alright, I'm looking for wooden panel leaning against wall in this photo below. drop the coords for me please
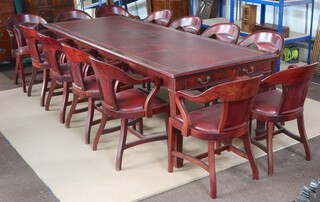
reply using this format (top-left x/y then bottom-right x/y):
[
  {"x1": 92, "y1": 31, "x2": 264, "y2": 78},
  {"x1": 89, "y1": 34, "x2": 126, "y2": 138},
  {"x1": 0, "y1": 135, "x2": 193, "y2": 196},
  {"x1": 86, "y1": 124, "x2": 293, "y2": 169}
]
[
  {"x1": 0, "y1": 0, "x2": 15, "y2": 63},
  {"x1": 146, "y1": 0, "x2": 189, "y2": 22},
  {"x1": 22, "y1": 0, "x2": 75, "y2": 23}
]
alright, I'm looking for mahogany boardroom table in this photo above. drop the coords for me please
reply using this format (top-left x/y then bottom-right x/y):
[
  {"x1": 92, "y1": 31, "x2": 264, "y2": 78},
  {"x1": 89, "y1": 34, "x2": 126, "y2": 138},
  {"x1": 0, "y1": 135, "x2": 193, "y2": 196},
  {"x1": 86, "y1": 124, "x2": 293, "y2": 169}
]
[{"x1": 44, "y1": 16, "x2": 279, "y2": 118}]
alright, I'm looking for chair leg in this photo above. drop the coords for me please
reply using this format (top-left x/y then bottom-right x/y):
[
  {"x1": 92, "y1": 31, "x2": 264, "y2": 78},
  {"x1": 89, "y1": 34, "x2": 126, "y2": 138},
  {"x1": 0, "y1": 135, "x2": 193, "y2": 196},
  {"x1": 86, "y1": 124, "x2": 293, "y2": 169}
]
[
  {"x1": 176, "y1": 130, "x2": 184, "y2": 168},
  {"x1": 93, "y1": 112, "x2": 108, "y2": 151},
  {"x1": 66, "y1": 94, "x2": 79, "y2": 128},
  {"x1": 60, "y1": 82, "x2": 70, "y2": 124},
  {"x1": 242, "y1": 133, "x2": 259, "y2": 180},
  {"x1": 14, "y1": 57, "x2": 27, "y2": 93},
  {"x1": 40, "y1": 68, "x2": 49, "y2": 107},
  {"x1": 27, "y1": 67, "x2": 38, "y2": 97},
  {"x1": 85, "y1": 97, "x2": 95, "y2": 144},
  {"x1": 13, "y1": 58, "x2": 19, "y2": 85},
  {"x1": 45, "y1": 77, "x2": 57, "y2": 111},
  {"x1": 297, "y1": 116, "x2": 311, "y2": 161},
  {"x1": 208, "y1": 140, "x2": 217, "y2": 199},
  {"x1": 168, "y1": 120, "x2": 175, "y2": 173},
  {"x1": 116, "y1": 119, "x2": 128, "y2": 171},
  {"x1": 138, "y1": 118, "x2": 143, "y2": 135},
  {"x1": 266, "y1": 122, "x2": 274, "y2": 176},
  {"x1": 19, "y1": 58, "x2": 27, "y2": 93}
]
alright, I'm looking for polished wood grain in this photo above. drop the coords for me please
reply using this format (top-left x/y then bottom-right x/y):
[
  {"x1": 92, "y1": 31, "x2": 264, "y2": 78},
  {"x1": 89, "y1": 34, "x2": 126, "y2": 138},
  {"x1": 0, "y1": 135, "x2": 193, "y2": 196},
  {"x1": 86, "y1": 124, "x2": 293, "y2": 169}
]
[{"x1": 44, "y1": 16, "x2": 279, "y2": 117}]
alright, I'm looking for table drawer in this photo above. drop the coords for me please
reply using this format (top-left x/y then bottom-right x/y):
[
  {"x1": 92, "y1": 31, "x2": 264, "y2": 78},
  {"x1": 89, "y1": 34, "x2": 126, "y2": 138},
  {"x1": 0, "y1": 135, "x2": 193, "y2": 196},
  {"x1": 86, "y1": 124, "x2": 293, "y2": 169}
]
[
  {"x1": 0, "y1": 29, "x2": 10, "y2": 40},
  {"x1": 53, "y1": 0, "x2": 74, "y2": 6},
  {"x1": 176, "y1": 67, "x2": 238, "y2": 90},
  {"x1": 0, "y1": 40, "x2": 12, "y2": 60},
  {"x1": 238, "y1": 62, "x2": 273, "y2": 78}
]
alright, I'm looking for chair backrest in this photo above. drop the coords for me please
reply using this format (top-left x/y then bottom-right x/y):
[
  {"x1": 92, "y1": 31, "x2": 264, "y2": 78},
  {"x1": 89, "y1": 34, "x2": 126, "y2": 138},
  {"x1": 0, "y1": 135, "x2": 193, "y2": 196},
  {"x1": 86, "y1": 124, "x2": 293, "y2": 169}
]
[
  {"x1": 259, "y1": 62, "x2": 317, "y2": 115},
  {"x1": 7, "y1": 14, "x2": 47, "y2": 52},
  {"x1": 201, "y1": 23, "x2": 240, "y2": 44},
  {"x1": 169, "y1": 16, "x2": 202, "y2": 34},
  {"x1": 143, "y1": 9, "x2": 173, "y2": 27},
  {"x1": 238, "y1": 30, "x2": 284, "y2": 56},
  {"x1": 90, "y1": 57, "x2": 161, "y2": 116},
  {"x1": 55, "y1": 9, "x2": 92, "y2": 22},
  {"x1": 39, "y1": 35, "x2": 64, "y2": 76},
  {"x1": 95, "y1": 5, "x2": 140, "y2": 19},
  {"x1": 206, "y1": 76, "x2": 261, "y2": 132},
  {"x1": 18, "y1": 24, "x2": 44, "y2": 66},
  {"x1": 61, "y1": 44, "x2": 92, "y2": 91}
]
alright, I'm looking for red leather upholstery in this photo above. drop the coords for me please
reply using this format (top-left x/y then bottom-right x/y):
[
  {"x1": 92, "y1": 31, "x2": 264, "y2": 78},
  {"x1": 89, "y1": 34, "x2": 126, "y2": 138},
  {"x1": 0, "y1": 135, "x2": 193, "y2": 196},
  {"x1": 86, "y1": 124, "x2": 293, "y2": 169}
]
[
  {"x1": 201, "y1": 23, "x2": 240, "y2": 44},
  {"x1": 19, "y1": 24, "x2": 50, "y2": 107},
  {"x1": 250, "y1": 62, "x2": 318, "y2": 176},
  {"x1": 169, "y1": 16, "x2": 202, "y2": 34},
  {"x1": 143, "y1": 9, "x2": 173, "y2": 27},
  {"x1": 40, "y1": 35, "x2": 73, "y2": 123},
  {"x1": 168, "y1": 76, "x2": 262, "y2": 199},
  {"x1": 55, "y1": 9, "x2": 92, "y2": 22},
  {"x1": 6, "y1": 14, "x2": 47, "y2": 92},
  {"x1": 61, "y1": 44, "x2": 101, "y2": 144},
  {"x1": 90, "y1": 57, "x2": 168, "y2": 171},
  {"x1": 95, "y1": 5, "x2": 140, "y2": 19},
  {"x1": 238, "y1": 30, "x2": 284, "y2": 56}
]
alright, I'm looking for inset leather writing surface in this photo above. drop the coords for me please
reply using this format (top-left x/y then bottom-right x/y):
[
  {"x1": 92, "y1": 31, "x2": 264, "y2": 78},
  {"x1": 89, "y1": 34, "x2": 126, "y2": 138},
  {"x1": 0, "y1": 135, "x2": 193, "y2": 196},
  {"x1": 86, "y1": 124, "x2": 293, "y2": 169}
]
[{"x1": 46, "y1": 17, "x2": 277, "y2": 78}]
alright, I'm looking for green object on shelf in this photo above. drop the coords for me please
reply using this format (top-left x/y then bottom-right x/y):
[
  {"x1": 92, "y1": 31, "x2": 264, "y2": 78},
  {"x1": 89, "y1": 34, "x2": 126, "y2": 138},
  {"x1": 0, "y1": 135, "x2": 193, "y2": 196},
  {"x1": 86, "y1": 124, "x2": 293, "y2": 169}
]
[
  {"x1": 14, "y1": 0, "x2": 23, "y2": 14},
  {"x1": 23, "y1": 58, "x2": 31, "y2": 64}
]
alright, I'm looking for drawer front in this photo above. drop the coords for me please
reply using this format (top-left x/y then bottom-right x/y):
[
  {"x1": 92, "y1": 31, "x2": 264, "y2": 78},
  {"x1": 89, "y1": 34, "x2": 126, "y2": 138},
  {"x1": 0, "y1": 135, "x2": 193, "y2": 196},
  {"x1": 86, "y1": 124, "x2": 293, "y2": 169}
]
[
  {"x1": 0, "y1": 28, "x2": 10, "y2": 41},
  {"x1": 0, "y1": 16, "x2": 9, "y2": 29},
  {"x1": 0, "y1": 0, "x2": 14, "y2": 15},
  {"x1": 0, "y1": 40, "x2": 12, "y2": 60},
  {"x1": 175, "y1": 67, "x2": 238, "y2": 90},
  {"x1": 30, "y1": 0, "x2": 53, "y2": 7},
  {"x1": 53, "y1": 0, "x2": 74, "y2": 7},
  {"x1": 237, "y1": 62, "x2": 274, "y2": 78},
  {"x1": 33, "y1": 9, "x2": 55, "y2": 22}
]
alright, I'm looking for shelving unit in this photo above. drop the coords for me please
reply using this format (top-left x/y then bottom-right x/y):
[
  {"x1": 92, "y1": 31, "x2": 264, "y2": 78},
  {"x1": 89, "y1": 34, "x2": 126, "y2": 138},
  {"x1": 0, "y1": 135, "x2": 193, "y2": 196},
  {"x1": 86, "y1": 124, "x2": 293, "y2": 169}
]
[
  {"x1": 202, "y1": 0, "x2": 315, "y2": 71},
  {"x1": 79, "y1": 0, "x2": 133, "y2": 10}
]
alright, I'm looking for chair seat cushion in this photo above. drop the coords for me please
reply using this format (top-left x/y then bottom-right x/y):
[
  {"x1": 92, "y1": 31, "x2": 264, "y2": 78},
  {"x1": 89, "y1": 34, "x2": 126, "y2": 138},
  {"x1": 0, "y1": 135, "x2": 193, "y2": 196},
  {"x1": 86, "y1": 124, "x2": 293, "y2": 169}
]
[
  {"x1": 175, "y1": 105, "x2": 221, "y2": 133},
  {"x1": 52, "y1": 63, "x2": 72, "y2": 82},
  {"x1": 252, "y1": 89, "x2": 281, "y2": 116},
  {"x1": 103, "y1": 88, "x2": 167, "y2": 116},
  {"x1": 73, "y1": 75, "x2": 101, "y2": 99}
]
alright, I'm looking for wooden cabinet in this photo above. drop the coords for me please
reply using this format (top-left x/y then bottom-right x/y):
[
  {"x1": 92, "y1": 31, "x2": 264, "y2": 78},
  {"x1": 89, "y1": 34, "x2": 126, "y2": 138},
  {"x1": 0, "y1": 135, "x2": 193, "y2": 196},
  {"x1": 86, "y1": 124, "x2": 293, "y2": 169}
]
[
  {"x1": 147, "y1": 0, "x2": 189, "y2": 22},
  {"x1": 0, "y1": 0, "x2": 15, "y2": 63},
  {"x1": 22, "y1": 0, "x2": 74, "y2": 23},
  {"x1": 241, "y1": 4, "x2": 257, "y2": 33}
]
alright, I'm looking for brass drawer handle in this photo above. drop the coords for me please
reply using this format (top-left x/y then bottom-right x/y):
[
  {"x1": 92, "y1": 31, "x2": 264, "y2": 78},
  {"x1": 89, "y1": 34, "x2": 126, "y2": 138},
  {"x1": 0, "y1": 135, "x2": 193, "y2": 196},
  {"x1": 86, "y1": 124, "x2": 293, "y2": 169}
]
[
  {"x1": 197, "y1": 76, "x2": 211, "y2": 85},
  {"x1": 242, "y1": 66, "x2": 254, "y2": 74},
  {"x1": 0, "y1": 48, "x2": 6, "y2": 53}
]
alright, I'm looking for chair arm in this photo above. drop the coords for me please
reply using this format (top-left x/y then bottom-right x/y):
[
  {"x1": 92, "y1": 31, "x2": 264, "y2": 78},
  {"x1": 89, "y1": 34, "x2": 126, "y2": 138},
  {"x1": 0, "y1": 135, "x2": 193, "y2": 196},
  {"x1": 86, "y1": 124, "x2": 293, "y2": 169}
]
[
  {"x1": 175, "y1": 88, "x2": 222, "y2": 136},
  {"x1": 143, "y1": 77, "x2": 161, "y2": 117},
  {"x1": 175, "y1": 90, "x2": 194, "y2": 136}
]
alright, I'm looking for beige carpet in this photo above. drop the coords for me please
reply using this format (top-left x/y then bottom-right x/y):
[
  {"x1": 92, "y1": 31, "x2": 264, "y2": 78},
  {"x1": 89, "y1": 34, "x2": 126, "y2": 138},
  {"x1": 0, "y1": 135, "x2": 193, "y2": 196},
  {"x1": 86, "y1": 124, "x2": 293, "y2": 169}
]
[{"x1": 0, "y1": 85, "x2": 319, "y2": 202}]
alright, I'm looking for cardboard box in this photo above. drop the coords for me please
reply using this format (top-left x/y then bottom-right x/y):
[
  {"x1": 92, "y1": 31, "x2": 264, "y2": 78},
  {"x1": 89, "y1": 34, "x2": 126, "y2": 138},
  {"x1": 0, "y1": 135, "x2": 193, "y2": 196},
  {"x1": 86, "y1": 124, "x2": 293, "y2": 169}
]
[{"x1": 253, "y1": 23, "x2": 290, "y2": 38}]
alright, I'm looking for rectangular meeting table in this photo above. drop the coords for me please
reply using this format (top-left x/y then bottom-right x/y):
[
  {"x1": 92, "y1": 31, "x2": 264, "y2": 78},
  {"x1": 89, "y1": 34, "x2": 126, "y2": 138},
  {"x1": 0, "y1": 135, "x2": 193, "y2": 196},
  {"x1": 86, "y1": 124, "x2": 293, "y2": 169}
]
[
  {"x1": 45, "y1": 16, "x2": 279, "y2": 167},
  {"x1": 44, "y1": 16, "x2": 278, "y2": 118}
]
